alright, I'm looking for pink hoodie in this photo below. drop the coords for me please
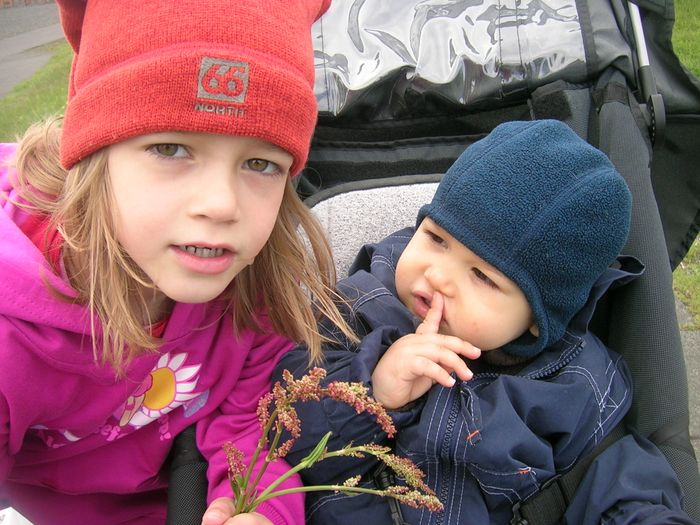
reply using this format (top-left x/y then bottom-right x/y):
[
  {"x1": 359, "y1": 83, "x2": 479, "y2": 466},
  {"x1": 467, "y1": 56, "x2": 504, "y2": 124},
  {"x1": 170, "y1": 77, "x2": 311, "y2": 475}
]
[{"x1": 0, "y1": 144, "x2": 303, "y2": 524}]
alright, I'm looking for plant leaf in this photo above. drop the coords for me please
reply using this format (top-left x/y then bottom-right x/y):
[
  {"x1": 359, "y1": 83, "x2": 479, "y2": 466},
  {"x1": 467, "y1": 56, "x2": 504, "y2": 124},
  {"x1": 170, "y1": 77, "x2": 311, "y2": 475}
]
[{"x1": 299, "y1": 431, "x2": 332, "y2": 467}]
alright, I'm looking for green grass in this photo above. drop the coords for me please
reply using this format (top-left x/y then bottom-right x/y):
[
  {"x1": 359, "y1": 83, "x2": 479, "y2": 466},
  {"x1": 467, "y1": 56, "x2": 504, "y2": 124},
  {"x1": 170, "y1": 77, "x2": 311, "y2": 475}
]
[
  {"x1": 670, "y1": 0, "x2": 700, "y2": 329},
  {"x1": 675, "y1": 240, "x2": 700, "y2": 329},
  {"x1": 672, "y1": 0, "x2": 700, "y2": 78},
  {"x1": 0, "y1": 9, "x2": 698, "y2": 326},
  {"x1": 0, "y1": 39, "x2": 71, "y2": 141}
]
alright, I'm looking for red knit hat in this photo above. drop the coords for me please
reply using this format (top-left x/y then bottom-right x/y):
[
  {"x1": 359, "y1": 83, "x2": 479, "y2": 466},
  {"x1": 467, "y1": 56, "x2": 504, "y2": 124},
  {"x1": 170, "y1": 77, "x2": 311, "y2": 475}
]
[{"x1": 56, "y1": 0, "x2": 329, "y2": 175}]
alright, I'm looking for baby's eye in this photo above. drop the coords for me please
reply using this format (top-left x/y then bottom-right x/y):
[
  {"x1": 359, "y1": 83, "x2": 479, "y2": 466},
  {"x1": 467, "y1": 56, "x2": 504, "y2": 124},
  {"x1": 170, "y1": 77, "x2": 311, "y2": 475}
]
[
  {"x1": 246, "y1": 158, "x2": 281, "y2": 174},
  {"x1": 149, "y1": 144, "x2": 188, "y2": 158},
  {"x1": 473, "y1": 268, "x2": 497, "y2": 288},
  {"x1": 426, "y1": 231, "x2": 447, "y2": 247}
]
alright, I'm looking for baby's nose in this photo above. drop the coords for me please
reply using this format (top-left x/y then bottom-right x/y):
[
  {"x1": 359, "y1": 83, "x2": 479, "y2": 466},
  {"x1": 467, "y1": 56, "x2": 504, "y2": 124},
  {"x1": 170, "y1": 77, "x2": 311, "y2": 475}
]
[{"x1": 425, "y1": 266, "x2": 455, "y2": 296}]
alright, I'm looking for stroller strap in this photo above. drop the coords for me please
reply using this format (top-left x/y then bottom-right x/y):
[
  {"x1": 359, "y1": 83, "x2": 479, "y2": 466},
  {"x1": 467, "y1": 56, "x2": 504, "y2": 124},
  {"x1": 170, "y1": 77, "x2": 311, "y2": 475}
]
[{"x1": 509, "y1": 422, "x2": 627, "y2": 525}]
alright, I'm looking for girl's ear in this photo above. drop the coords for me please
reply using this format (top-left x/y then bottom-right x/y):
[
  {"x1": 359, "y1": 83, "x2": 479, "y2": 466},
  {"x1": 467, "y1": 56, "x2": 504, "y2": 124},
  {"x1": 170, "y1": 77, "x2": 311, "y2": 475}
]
[{"x1": 528, "y1": 323, "x2": 540, "y2": 337}]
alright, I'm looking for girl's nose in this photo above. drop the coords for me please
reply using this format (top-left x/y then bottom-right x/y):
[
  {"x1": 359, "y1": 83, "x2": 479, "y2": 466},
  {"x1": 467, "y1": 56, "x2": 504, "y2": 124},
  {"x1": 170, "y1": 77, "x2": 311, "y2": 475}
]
[{"x1": 189, "y1": 165, "x2": 240, "y2": 222}]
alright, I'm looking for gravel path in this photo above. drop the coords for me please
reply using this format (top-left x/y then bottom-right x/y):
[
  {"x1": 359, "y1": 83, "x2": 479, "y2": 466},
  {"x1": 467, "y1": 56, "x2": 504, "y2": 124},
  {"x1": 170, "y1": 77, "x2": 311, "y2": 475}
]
[{"x1": 0, "y1": 3, "x2": 59, "y2": 41}]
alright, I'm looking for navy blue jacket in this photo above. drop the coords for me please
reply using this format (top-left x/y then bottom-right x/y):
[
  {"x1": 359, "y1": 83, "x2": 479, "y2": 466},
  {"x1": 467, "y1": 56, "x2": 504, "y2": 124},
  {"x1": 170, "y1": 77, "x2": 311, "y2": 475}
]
[{"x1": 275, "y1": 228, "x2": 694, "y2": 524}]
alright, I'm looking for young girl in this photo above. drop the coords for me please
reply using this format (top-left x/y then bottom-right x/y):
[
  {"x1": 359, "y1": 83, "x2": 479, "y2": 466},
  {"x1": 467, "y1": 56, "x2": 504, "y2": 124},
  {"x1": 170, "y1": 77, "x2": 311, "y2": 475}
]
[{"x1": 0, "y1": 1, "x2": 352, "y2": 524}]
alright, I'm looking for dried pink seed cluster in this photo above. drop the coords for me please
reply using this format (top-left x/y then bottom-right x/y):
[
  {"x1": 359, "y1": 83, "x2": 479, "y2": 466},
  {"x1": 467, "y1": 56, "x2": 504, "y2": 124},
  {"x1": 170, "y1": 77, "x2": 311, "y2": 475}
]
[
  {"x1": 379, "y1": 453, "x2": 433, "y2": 494},
  {"x1": 263, "y1": 367, "x2": 396, "y2": 439},
  {"x1": 256, "y1": 392, "x2": 273, "y2": 432},
  {"x1": 342, "y1": 475, "x2": 361, "y2": 488},
  {"x1": 384, "y1": 486, "x2": 444, "y2": 512},
  {"x1": 282, "y1": 368, "x2": 326, "y2": 402},
  {"x1": 273, "y1": 406, "x2": 302, "y2": 460},
  {"x1": 225, "y1": 368, "x2": 443, "y2": 515},
  {"x1": 325, "y1": 381, "x2": 396, "y2": 437},
  {"x1": 223, "y1": 442, "x2": 245, "y2": 479}
]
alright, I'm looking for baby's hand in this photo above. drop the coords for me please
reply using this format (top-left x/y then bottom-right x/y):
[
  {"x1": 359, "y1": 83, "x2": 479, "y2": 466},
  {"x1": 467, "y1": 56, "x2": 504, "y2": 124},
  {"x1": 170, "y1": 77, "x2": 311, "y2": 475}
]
[
  {"x1": 201, "y1": 497, "x2": 273, "y2": 525},
  {"x1": 371, "y1": 292, "x2": 480, "y2": 410}
]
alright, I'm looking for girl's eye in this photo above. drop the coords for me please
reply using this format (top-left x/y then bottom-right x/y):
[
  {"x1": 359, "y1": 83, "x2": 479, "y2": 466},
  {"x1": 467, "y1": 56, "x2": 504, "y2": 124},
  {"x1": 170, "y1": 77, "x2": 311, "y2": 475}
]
[
  {"x1": 246, "y1": 158, "x2": 281, "y2": 175},
  {"x1": 473, "y1": 268, "x2": 497, "y2": 288},
  {"x1": 149, "y1": 144, "x2": 188, "y2": 158}
]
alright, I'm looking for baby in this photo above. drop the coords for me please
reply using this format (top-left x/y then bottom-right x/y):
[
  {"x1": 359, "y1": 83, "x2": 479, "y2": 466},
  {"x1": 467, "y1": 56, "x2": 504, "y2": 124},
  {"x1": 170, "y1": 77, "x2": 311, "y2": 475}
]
[{"x1": 275, "y1": 119, "x2": 694, "y2": 524}]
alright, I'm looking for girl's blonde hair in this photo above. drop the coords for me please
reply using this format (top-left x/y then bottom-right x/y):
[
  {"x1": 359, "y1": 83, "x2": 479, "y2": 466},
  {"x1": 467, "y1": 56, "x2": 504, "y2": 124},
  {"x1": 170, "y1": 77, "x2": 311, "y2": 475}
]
[{"x1": 11, "y1": 117, "x2": 355, "y2": 374}]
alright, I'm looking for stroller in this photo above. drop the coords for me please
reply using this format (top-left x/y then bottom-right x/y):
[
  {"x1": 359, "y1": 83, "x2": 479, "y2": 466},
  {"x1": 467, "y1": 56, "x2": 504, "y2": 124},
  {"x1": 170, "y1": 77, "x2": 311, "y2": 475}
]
[{"x1": 167, "y1": 0, "x2": 700, "y2": 522}]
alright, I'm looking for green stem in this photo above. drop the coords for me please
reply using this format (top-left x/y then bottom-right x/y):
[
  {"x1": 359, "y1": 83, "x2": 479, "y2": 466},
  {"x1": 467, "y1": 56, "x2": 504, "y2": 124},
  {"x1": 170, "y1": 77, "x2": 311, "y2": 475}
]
[
  {"x1": 245, "y1": 445, "x2": 372, "y2": 512},
  {"x1": 248, "y1": 484, "x2": 399, "y2": 510},
  {"x1": 242, "y1": 420, "x2": 284, "y2": 506},
  {"x1": 245, "y1": 453, "x2": 312, "y2": 508},
  {"x1": 234, "y1": 407, "x2": 278, "y2": 515}
]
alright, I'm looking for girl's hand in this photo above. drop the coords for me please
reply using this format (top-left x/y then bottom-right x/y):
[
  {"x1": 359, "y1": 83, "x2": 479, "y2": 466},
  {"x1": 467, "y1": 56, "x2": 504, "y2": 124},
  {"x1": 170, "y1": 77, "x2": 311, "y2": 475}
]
[
  {"x1": 202, "y1": 497, "x2": 273, "y2": 525},
  {"x1": 371, "y1": 292, "x2": 480, "y2": 410}
]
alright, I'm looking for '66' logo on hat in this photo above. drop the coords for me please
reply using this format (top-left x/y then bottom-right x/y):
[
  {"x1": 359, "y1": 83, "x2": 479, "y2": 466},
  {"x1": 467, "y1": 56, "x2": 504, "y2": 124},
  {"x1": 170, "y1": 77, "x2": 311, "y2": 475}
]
[{"x1": 197, "y1": 57, "x2": 249, "y2": 103}]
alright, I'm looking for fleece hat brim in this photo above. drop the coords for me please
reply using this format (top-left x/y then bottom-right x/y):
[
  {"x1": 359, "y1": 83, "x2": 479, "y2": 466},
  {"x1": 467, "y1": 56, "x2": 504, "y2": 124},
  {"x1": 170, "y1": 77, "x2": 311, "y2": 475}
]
[
  {"x1": 417, "y1": 120, "x2": 632, "y2": 358},
  {"x1": 56, "y1": 0, "x2": 330, "y2": 175}
]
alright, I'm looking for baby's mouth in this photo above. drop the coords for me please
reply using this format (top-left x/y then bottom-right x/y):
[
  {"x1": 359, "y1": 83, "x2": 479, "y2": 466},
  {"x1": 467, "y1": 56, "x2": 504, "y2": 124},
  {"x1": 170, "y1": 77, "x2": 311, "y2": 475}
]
[
  {"x1": 411, "y1": 292, "x2": 432, "y2": 321},
  {"x1": 179, "y1": 245, "x2": 226, "y2": 258},
  {"x1": 418, "y1": 295, "x2": 431, "y2": 310}
]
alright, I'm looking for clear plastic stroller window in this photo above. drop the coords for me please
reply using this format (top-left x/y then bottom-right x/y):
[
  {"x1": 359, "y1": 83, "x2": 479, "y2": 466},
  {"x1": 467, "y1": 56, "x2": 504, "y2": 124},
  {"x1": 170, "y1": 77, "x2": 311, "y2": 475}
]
[{"x1": 312, "y1": 0, "x2": 631, "y2": 117}]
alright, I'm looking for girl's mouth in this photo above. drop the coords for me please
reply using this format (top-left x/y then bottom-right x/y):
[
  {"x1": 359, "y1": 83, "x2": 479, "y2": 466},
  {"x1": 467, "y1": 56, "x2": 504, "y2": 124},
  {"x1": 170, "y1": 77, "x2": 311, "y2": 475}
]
[
  {"x1": 179, "y1": 245, "x2": 225, "y2": 258},
  {"x1": 173, "y1": 245, "x2": 235, "y2": 275}
]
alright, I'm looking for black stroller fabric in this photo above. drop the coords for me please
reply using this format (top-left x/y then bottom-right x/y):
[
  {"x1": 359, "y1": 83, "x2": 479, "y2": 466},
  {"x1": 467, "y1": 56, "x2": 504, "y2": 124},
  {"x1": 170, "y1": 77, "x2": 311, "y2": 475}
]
[{"x1": 166, "y1": 425, "x2": 208, "y2": 525}]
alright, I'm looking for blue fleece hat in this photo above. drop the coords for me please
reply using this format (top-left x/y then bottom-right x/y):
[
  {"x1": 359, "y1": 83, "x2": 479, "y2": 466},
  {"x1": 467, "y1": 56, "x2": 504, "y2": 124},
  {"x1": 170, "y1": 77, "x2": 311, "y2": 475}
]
[{"x1": 417, "y1": 120, "x2": 632, "y2": 358}]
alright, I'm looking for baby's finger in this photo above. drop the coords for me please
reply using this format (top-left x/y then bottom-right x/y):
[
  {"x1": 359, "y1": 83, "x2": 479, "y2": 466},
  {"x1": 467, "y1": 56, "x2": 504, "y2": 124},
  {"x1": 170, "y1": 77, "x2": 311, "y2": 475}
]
[
  {"x1": 418, "y1": 333, "x2": 481, "y2": 360},
  {"x1": 410, "y1": 356, "x2": 458, "y2": 388},
  {"x1": 409, "y1": 346, "x2": 475, "y2": 383},
  {"x1": 441, "y1": 352, "x2": 474, "y2": 381},
  {"x1": 416, "y1": 291, "x2": 444, "y2": 335}
]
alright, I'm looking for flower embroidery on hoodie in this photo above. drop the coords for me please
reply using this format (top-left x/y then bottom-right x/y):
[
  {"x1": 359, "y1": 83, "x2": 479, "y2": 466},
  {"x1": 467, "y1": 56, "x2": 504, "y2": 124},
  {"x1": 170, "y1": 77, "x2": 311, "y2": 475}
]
[{"x1": 118, "y1": 352, "x2": 201, "y2": 428}]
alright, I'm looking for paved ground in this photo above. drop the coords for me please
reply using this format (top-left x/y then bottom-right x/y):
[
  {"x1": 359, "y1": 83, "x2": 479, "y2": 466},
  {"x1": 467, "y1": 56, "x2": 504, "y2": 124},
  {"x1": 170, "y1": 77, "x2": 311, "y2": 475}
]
[
  {"x1": 678, "y1": 299, "x2": 700, "y2": 460},
  {"x1": 0, "y1": 0, "x2": 698, "y2": 471},
  {"x1": 0, "y1": 3, "x2": 62, "y2": 98}
]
